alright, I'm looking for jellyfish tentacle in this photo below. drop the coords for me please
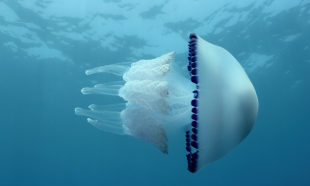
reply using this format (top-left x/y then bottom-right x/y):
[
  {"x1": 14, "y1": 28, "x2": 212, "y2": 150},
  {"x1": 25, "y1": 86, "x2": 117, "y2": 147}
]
[
  {"x1": 88, "y1": 103, "x2": 126, "y2": 111},
  {"x1": 75, "y1": 106, "x2": 125, "y2": 135},
  {"x1": 85, "y1": 62, "x2": 131, "y2": 76},
  {"x1": 87, "y1": 118, "x2": 125, "y2": 135},
  {"x1": 75, "y1": 107, "x2": 121, "y2": 123},
  {"x1": 81, "y1": 81, "x2": 124, "y2": 96}
]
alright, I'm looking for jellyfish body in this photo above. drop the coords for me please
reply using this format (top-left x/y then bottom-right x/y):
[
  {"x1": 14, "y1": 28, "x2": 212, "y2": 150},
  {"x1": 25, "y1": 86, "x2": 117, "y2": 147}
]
[{"x1": 75, "y1": 33, "x2": 258, "y2": 173}]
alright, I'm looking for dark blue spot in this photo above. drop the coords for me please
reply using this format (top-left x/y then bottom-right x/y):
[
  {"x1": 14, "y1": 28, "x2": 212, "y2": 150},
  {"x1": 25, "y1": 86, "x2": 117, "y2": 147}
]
[
  {"x1": 188, "y1": 167, "x2": 195, "y2": 173},
  {"x1": 191, "y1": 158, "x2": 197, "y2": 164},
  {"x1": 191, "y1": 68, "x2": 197, "y2": 75},
  {"x1": 187, "y1": 65, "x2": 192, "y2": 71},
  {"x1": 191, "y1": 56, "x2": 197, "y2": 62},
  {"x1": 193, "y1": 90, "x2": 199, "y2": 98},
  {"x1": 191, "y1": 50, "x2": 196, "y2": 56},
  {"x1": 191, "y1": 107, "x2": 198, "y2": 114},
  {"x1": 191, "y1": 99, "x2": 198, "y2": 107},
  {"x1": 192, "y1": 162, "x2": 198, "y2": 167},
  {"x1": 192, "y1": 152, "x2": 199, "y2": 159},
  {"x1": 191, "y1": 141, "x2": 198, "y2": 149},
  {"x1": 191, "y1": 134, "x2": 198, "y2": 141},
  {"x1": 189, "y1": 166, "x2": 196, "y2": 173},
  {"x1": 192, "y1": 128, "x2": 198, "y2": 134},
  {"x1": 190, "y1": 33, "x2": 197, "y2": 39},
  {"x1": 191, "y1": 62, "x2": 197, "y2": 68},
  {"x1": 186, "y1": 154, "x2": 191, "y2": 162},
  {"x1": 191, "y1": 121, "x2": 198, "y2": 128},
  {"x1": 186, "y1": 146, "x2": 191, "y2": 152},
  {"x1": 190, "y1": 41, "x2": 197, "y2": 46},
  {"x1": 191, "y1": 114, "x2": 198, "y2": 120},
  {"x1": 191, "y1": 76, "x2": 198, "y2": 84},
  {"x1": 190, "y1": 37, "x2": 197, "y2": 41}
]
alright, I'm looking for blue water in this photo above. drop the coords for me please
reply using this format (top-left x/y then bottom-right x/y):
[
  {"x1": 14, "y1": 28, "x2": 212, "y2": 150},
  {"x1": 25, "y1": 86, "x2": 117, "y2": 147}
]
[{"x1": 0, "y1": 0, "x2": 309, "y2": 185}]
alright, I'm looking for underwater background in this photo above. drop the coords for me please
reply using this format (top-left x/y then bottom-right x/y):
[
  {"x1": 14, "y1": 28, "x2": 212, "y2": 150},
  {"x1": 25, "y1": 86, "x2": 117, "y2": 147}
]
[{"x1": 0, "y1": 0, "x2": 309, "y2": 185}]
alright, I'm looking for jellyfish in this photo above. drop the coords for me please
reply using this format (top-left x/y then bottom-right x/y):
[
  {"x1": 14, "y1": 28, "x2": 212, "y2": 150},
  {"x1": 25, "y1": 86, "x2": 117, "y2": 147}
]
[{"x1": 75, "y1": 33, "x2": 258, "y2": 173}]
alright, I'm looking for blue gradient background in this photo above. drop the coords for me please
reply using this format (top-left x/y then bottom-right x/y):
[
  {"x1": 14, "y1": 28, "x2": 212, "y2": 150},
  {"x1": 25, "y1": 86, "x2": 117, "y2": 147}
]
[{"x1": 0, "y1": 0, "x2": 309, "y2": 185}]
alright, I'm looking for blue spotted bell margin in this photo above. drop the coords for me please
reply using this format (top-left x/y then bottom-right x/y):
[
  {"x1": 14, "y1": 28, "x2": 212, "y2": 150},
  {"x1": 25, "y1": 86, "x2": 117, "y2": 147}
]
[{"x1": 186, "y1": 33, "x2": 199, "y2": 173}]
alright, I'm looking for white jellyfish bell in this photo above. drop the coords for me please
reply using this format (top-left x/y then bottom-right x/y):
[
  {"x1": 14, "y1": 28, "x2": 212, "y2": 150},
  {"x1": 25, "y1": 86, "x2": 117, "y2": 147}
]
[{"x1": 75, "y1": 33, "x2": 258, "y2": 173}]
